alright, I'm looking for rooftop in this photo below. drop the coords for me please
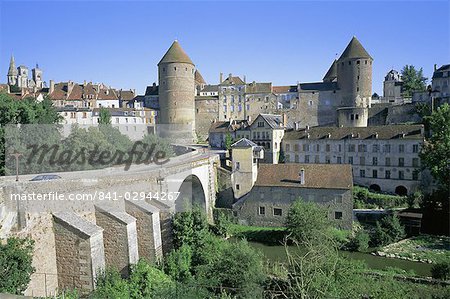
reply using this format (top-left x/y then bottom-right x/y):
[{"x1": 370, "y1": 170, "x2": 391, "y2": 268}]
[
  {"x1": 284, "y1": 124, "x2": 424, "y2": 140},
  {"x1": 254, "y1": 163, "x2": 353, "y2": 190},
  {"x1": 338, "y1": 36, "x2": 372, "y2": 61},
  {"x1": 231, "y1": 138, "x2": 258, "y2": 148},
  {"x1": 158, "y1": 40, "x2": 194, "y2": 66}
]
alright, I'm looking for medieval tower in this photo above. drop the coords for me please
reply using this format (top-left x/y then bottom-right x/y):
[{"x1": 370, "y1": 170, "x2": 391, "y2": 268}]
[
  {"x1": 7, "y1": 55, "x2": 17, "y2": 86},
  {"x1": 336, "y1": 36, "x2": 373, "y2": 127},
  {"x1": 158, "y1": 40, "x2": 196, "y2": 140}
]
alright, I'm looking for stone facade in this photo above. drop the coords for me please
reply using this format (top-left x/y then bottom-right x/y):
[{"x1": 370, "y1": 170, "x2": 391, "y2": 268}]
[{"x1": 283, "y1": 125, "x2": 425, "y2": 195}]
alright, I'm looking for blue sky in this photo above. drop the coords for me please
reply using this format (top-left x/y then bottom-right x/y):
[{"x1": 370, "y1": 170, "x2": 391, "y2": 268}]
[{"x1": 1, "y1": 0, "x2": 449, "y2": 94}]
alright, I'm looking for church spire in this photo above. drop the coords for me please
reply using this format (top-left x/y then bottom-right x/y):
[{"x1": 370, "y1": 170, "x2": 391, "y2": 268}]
[{"x1": 8, "y1": 55, "x2": 17, "y2": 76}]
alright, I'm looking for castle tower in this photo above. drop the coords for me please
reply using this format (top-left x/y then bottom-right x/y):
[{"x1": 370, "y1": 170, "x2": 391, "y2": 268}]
[
  {"x1": 336, "y1": 37, "x2": 373, "y2": 127},
  {"x1": 32, "y1": 64, "x2": 44, "y2": 89},
  {"x1": 158, "y1": 40, "x2": 196, "y2": 141},
  {"x1": 7, "y1": 55, "x2": 17, "y2": 86}
]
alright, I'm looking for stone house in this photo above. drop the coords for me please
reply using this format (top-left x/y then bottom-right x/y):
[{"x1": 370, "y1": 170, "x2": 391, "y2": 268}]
[{"x1": 232, "y1": 163, "x2": 353, "y2": 229}]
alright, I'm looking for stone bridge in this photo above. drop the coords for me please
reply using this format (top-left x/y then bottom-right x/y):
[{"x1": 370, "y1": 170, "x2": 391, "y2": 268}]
[{"x1": 0, "y1": 148, "x2": 220, "y2": 297}]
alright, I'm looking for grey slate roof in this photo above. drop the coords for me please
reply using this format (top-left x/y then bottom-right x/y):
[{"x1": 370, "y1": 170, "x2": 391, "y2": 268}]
[
  {"x1": 200, "y1": 84, "x2": 219, "y2": 92},
  {"x1": 284, "y1": 124, "x2": 424, "y2": 141},
  {"x1": 246, "y1": 82, "x2": 272, "y2": 93},
  {"x1": 432, "y1": 64, "x2": 450, "y2": 79},
  {"x1": 255, "y1": 114, "x2": 285, "y2": 129},
  {"x1": 158, "y1": 40, "x2": 194, "y2": 65},
  {"x1": 145, "y1": 85, "x2": 159, "y2": 96},
  {"x1": 220, "y1": 76, "x2": 245, "y2": 85},
  {"x1": 323, "y1": 60, "x2": 337, "y2": 81},
  {"x1": 231, "y1": 138, "x2": 258, "y2": 148},
  {"x1": 338, "y1": 36, "x2": 373, "y2": 60},
  {"x1": 299, "y1": 82, "x2": 338, "y2": 91}
]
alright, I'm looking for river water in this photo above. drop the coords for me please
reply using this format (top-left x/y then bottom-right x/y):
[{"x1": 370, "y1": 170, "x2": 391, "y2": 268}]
[{"x1": 247, "y1": 241, "x2": 433, "y2": 277}]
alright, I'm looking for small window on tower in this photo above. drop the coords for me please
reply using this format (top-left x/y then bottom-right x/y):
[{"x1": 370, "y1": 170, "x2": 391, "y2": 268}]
[
  {"x1": 348, "y1": 61, "x2": 351, "y2": 65},
  {"x1": 357, "y1": 60, "x2": 360, "y2": 64},
  {"x1": 174, "y1": 67, "x2": 177, "y2": 71}
]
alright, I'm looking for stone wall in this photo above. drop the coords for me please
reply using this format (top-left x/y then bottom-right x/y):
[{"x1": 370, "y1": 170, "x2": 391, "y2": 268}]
[
  {"x1": 94, "y1": 206, "x2": 138, "y2": 276},
  {"x1": 53, "y1": 212, "x2": 105, "y2": 295},
  {"x1": 233, "y1": 186, "x2": 353, "y2": 230},
  {"x1": 195, "y1": 96, "x2": 218, "y2": 141},
  {"x1": 124, "y1": 200, "x2": 162, "y2": 263}
]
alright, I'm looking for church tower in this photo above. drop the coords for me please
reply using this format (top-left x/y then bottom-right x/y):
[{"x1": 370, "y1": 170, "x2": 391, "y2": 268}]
[
  {"x1": 158, "y1": 40, "x2": 196, "y2": 141},
  {"x1": 32, "y1": 64, "x2": 44, "y2": 89},
  {"x1": 7, "y1": 55, "x2": 17, "y2": 86},
  {"x1": 336, "y1": 37, "x2": 373, "y2": 127}
]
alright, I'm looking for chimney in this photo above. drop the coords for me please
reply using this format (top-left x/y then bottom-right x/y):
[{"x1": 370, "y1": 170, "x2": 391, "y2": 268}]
[
  {"x1": 228, "y1": 73, "x2": 232, "y2": 81},
  {"x1": 67, "y1": 81, "x2": 74, "y2": 95},
  {"x1": 49, "y1": 80, "x2": 55, "y2": 94},
  {"x1": 282, "y1": 113, "x2": 288, "y2": 128},
  {"x1": 327, "y1": 133, "x2": 331, "y2": 138},
  {"x1": 220, "y1": 73, "x2": 223, "y2": 83},
  {"x1": 299, "y1": 169, "x2": 305, "y2": 185},
  {"x1": 243, "y1": 75, "x2": 246, "y2": 83},
  {"x1": 294, "y1": 122, "x2": 300, "y2": 130},
  {"x1": 305, "y1": 125, "x2": 310, "y2": 131},
  {"x1": 434, "y1": 64, "x2": 437, "y2": 72},
  {"x1": 83, "y1": 80, "x2": 87, "y2": 86}
]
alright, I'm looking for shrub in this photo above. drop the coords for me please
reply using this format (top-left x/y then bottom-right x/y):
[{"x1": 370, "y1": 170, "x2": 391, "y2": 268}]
[
  {"x1": 431, "y1": 261, "x2": 450, "y2": 280},
  {"x1": 129, "y1": 260, "x2": 175, "y2": 298},
  {"x1": 91, "y1": 268, "x2": 129, "y2": 299},
  {"x1": 164, "y1": 244, "x2": 193, "y2": 283},
  {"x1": 0, "y1": 237, "x2": 35, "y2": 295},
  {"x1": 370, "y1": 214, "x2": 406, "y2": 247},
  {"x1": 353, "y1": 186, "x2": 408, "y2": 209},
  {"x1": 348, "y1": 230, "x2": 370, "y2": 252}
]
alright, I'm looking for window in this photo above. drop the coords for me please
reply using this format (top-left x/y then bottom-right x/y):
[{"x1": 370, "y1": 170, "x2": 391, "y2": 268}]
[
  {"x1": 337, "y1": 156, "x2": 342, "y2": 164},
  {"x1": 259, "y1": 206, "x2": 265, "y2": 215},
  {"x1": 285, "y1": 144, "x2": 291, "y2": 151},
  {"x1": 360, "y1": 157, "x2": 365, "y2": 165},
  {"x1": 326, "y1": 144, "x2": 330, "y2": 152},
  {"x1": 305, "y1": 155, "x2": 310, "y2": 163},
  {"x1": 315, "y1": 155, "x2": 319, "y2": 163},
  {"x1": 413, "y1": 144, "x2": 419, "y2": 153},
  {"x1": 273, "y1": 208, "x2": 283, "y2": 216},
  {"x1": 316, "y1": 144, "x2": 320, "y2": 152},
  {"x1": 360, "y1": 170, "x2": 365, "y2": 177},
  {"x1": 385, "y1": 170, "x2": 391, "y2": 179},
  {"x1": 303, "y1": 144, "x2": 310, "y2": 151},
  {"x1": 338, "y1": 144, "x2": 342, "y2": 152},
  {"x1": 349, "y1": 144, "x2": 355, "y2": 152},
  {"x1": 399, "y1": 144, "x2": 405, "y2": 153},
  {"x1": 373, "y1": 170, "x2": 378, "y2": 178},
  {"x1": 384, "y1": 144, "x2": 391, "y2": 153},
  {"x1": 335, "y1": 211, "x2": 343, "y2": 220},
  {"x1": 372, "y1": 144, "x2": 379, "y2": 153},
  {"x1": 399, "y1": 171, "x2": 404, "y2": 180},
  {"x1": 385, "y1": 157, "x2": 391, "y2": 166},
  {"x1": 412, "y1": 158, "x2": 419, "y2": 167},
  {"x1": 348, "y1": 156, "x2": 354, "y2": 164},
  {"x1": 399, "y1": 158, "x2": 404, "y2": 167},
  {"x1": 294, "y1": 144, "x2": 299, "y2": 151},
  {"x1": 325, "y1": 156, "x2": 331, "y2": 164},
  {"x1": 295, "y1": 154, "x2": 299, "y2": 162},
  {"x1": 235, "y1": 162, "x2": 240, "y2": 170},
  {"x1": 358, "y1": 144, "x2": 367, "y2": 152},
  {"x1": 258, "y1": 121, "x2": 264, "y2": 127},
  {"x1": 412, "y1": 171, "x2": 419, "y2": 180},
  {"x1": 373, "y1": 157, "x2": 378, "y2": 166},
  {"x1": 236, "y1": 184, "x2": 240, "y2": 190}
]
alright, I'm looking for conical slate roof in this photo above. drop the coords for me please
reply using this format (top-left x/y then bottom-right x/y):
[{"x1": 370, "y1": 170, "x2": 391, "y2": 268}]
[
  {"x1": 195, "y1": 69, "x2": 206, "y2": 84},
  {"x1": 338, "y1": 37, "x2": 372, "y2": 60},
  {"x1": 158, "y1": 40, "x2": 194, "y2": 65},
  {"x1": 323, "y1": 59, "x2": 337, "y2": 81},
  {"x1": 8, "y1": 55, "x2": 17, "y2": 76}
]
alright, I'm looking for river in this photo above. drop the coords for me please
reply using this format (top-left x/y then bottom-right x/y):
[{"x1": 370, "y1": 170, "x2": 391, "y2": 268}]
[{"x1": 246, "y1": 241, "x2": 433, "y2": 277}]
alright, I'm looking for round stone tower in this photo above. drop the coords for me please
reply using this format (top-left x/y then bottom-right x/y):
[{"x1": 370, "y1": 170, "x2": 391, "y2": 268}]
[
  {"x1": 336, "y1": 36, "x2": 373, "y2": 127},
  {"x1": 158, "y1": 40, "x2": 196, "y2": 140}
]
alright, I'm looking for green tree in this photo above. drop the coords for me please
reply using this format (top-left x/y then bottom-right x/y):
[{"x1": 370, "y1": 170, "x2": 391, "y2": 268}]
[
  {"x1": 172, "y1": 207, "x2": 210, "y2": 250},
  {"x1": 90, "y1": 268, "x2": 129, "y2": 299},
  {"x1": 164, "y1": 244, "x2": 193, "y2": 283},
  {"x1": 285, "y1": 199, "x2": 332, "y2": 243},
  {"x1": 224, "y1": 133, "x2": 233, "y2": 150},
  {"x1": 348, "y1": 230, "x2": 370, "y2": 252},
  {"x1": 128, "y1": 260, "x2": 175, "y2": 299},
  {"x1": 420, "y1": 103, "x2": 450, "y2": 192},
  {"x1": 431, "y1": 261, "x2": 450, "y2": 280},
  {"x1": 370, "y1": 213, "x2": 405, "y2": 247},
  {"x1": 195, "y1": 239, "x2": 265, "y2": 298},
  {"x1": 0, "y1": 237, "x2": 35, "y2": 295},
  {"x1": 401, "y1": 65, "x2": 428, "y2": 97},
  {"x1": 98, "y1": 107, "x2": 112, "y2": 125}
]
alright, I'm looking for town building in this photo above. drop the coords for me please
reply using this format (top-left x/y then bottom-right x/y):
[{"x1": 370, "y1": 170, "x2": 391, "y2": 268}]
[
  {"x1": 383, "y1": 69, "x2": 404, "y2": 103},
  {"x1": 7, "y1": 55, "x2": 45, "y2": 89},
  {"x1": 282, "y1": 124, "x2": 425, "y2": 195},
  {"x1": 230, "y1": 139, "x2": 353, "y2": 228},
  {"x1": 208, "y1": 120, "x2": 249, "y2": 148}
]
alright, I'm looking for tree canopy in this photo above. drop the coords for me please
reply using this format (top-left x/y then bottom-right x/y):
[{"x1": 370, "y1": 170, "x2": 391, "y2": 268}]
[{"x1": 401, "y1": 65, "x2": 428, "y2": 97}]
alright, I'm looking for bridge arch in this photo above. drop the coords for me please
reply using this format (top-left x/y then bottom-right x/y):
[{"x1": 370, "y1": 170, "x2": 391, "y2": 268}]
[
  {"x1": 175, "y1": 174, "x2": 206, "y2": 212},
  {"x1": 369, "y1": 184, "x2": 381, "y2": 192}
]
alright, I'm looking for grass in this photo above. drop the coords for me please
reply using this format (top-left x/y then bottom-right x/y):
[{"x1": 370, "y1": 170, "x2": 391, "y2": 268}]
[{"x1": 380, "y1": 234, "x2": 450, "y2": 264}]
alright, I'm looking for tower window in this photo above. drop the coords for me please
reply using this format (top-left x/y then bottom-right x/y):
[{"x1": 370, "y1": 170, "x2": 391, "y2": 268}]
[
  {"x1": 365, "y1": 60, "x2": 368, "y2": 65},
  {"x1": 357, "y1": 60, "x2": 360, "y2": 64},
  {"x1": 185, "y1": 67, "x2": 187, "y2": 71},
  {"x1": 357, "y1": 87, "x2": 359, "y2": 92},
  {"x1": 174, "y1": 67, "x2": 177, "y2": 71},
  {"x1": 349, "y1": 61, "x2": 351, "y2": 65}
]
